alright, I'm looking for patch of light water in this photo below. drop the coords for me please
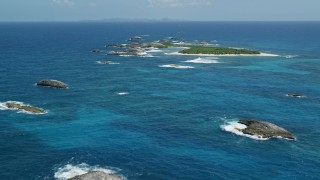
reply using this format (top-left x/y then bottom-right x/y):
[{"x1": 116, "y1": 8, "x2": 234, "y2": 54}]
[
  {"x1": 284, "y1": 55, "x2": 299, "y2": 59},
  {"x1": 119, "y1": 55, "x2": 134, "y2": 57}
]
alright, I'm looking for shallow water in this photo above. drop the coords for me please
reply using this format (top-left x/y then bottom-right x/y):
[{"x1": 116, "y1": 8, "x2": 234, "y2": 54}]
[{"x1": 0, "y1": 22, "x2": 320, "y2": 179}]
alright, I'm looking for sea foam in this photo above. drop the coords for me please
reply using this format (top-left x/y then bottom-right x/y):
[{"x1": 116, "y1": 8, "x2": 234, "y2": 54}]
[
  {"x1": 54, "y1": 163, "x2": 124, "y2": 180},
  {"x1": 184, "y1": 57, "x2": 220, "y2": 64},
  {"x1": 284, "y1": 55, "x2": 299, "y2": 59},
  {"x1": 220, "y1": 121, "x2": 269, "y2": 140}
]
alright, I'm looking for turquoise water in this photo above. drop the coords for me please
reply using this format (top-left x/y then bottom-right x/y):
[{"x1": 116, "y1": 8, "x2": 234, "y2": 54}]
[{"x1": 0, "y1": 22, "x2": 320, "y2": 179}]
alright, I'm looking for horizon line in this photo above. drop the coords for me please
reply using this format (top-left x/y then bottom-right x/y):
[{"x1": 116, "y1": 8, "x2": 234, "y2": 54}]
[{"x1": 0, "y1": 19, "x2": 320, "y2": 23}]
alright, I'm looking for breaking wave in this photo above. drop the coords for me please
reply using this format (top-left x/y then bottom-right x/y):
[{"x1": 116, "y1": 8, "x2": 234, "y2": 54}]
[
  {"x1": 159, "y1": 64, "x2": 194, "y2": 69},
  {"x1": 220, "y1": 121, "x2": 269, "y2": 140},
  {"x1": 184, "y1": 57, "x2": 220, "y2": 64}
]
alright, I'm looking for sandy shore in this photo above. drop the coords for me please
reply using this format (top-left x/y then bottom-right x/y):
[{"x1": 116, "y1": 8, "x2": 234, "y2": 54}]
[{"x1": 166, "y1": 52, "x2": 279, "y2": 57}]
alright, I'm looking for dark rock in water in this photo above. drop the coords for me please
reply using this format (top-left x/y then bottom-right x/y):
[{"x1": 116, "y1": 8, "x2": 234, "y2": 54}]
[
  {"x1": 4, "y1": 102, "x2": 45, "y2": 114},
  {"x1": 36, "y1": 80, "x2": 68, "y2": 89},
  {"x1": 98, "y1": 61, "x2": 112, "y2": 64},
  {"x1": 287, "y1": 93, "x2": 304, "y2": 98},
  {"x1": 92, "y1": 49, "x2": 101, "y2": 53},
  {"x1": 128, "y1": 36, "x2": 142, "y2": 42},
  {"x1": 68, "y1": 171, "x2": 122, "y2": 180},
  {"x1": 97, "y1": 61, "x2": 118, "y2": 65},
  {"x1": 107, "y1": 49, "x2": 145, "y2": 56},
  {"x1": 238, "y1": 119, "x2": 295, "y2": 140}
]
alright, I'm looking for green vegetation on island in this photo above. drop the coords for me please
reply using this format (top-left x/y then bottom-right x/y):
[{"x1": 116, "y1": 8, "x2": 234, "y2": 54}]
[{"x1": 178, "y1": 46, "x2": 260, "y2": 55}]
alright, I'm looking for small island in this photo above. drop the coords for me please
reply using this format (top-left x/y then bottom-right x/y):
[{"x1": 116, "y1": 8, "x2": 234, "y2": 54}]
[{"x1": 105, "y1": 36, "x2": 277, "y2": 57}]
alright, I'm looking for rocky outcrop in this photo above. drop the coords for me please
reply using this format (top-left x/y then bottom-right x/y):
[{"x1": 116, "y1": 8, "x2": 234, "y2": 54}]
[
  {"x1": 4, "y1": 101, "x2": 45, "y2": 114},
  {"x1": 36, "y1": 80, "x2": 68, "y2": 89},
  {"x1": 68, "y1": 171, "x2": 122, "y2": 180},
  {"x1": 141, "y1": 42, "x2": 167, "y2": 48},
  {"x1": 92, "y1": 49, "x2": 101, "y2": 53},
  {"x1": 238, "y1": 119, "x2": 295, "y2": 140}
]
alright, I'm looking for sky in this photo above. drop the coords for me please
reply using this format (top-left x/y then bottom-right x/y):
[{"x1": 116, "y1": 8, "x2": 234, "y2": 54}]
[{"x1": 0, "y1": 0, "x2": 319, "y2": 22}]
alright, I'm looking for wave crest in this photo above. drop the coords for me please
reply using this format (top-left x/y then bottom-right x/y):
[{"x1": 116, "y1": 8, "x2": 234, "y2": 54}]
[{"x1": 117, "y1": 92, "x2": 129, "y2": 96}]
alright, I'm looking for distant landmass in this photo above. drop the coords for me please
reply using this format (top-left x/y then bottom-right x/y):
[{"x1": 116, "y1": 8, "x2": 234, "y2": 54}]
[{"x1": 79, "y1": 18, "x2": 186, "y2": 22}]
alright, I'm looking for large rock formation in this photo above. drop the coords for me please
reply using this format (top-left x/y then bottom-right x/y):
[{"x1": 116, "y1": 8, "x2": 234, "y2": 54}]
[
  {"x1": 238, "y1": 119, "x2": 295, "y2": 140},
  {"x1": 68, "y1": 171, "x2": 122, "y2": 180},
  {"x1": 4, "y1": 101, "x2": 45, "y2": 114},
  {"x1": 36, "y1": 80, "x2": 68, "y2": 89}
]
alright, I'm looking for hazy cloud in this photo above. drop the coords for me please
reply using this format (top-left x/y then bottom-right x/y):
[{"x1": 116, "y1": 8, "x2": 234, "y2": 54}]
[
  {"x1": 51, "y1": 0, "x2": 97, "y2": 8},
  {"x1": 52, "y1": 0, "x2": 75, "y2": 6},
  {"x1": 148, "y1": 0, "x2": 213, "y2": 7},
  {"x1": 88, "y1": 2, "x2": 97, "y2": 7}
]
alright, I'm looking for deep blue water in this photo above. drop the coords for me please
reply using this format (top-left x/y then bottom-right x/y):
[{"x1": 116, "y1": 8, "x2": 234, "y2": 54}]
[{"x1": 0, "y1": 22, "x2": 320, "y2": 179}]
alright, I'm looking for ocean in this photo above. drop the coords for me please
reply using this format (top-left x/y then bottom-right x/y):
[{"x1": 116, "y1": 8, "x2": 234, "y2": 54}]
[{"x1": 0, "y1": 22, "x2": 319, "y2": 179}]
